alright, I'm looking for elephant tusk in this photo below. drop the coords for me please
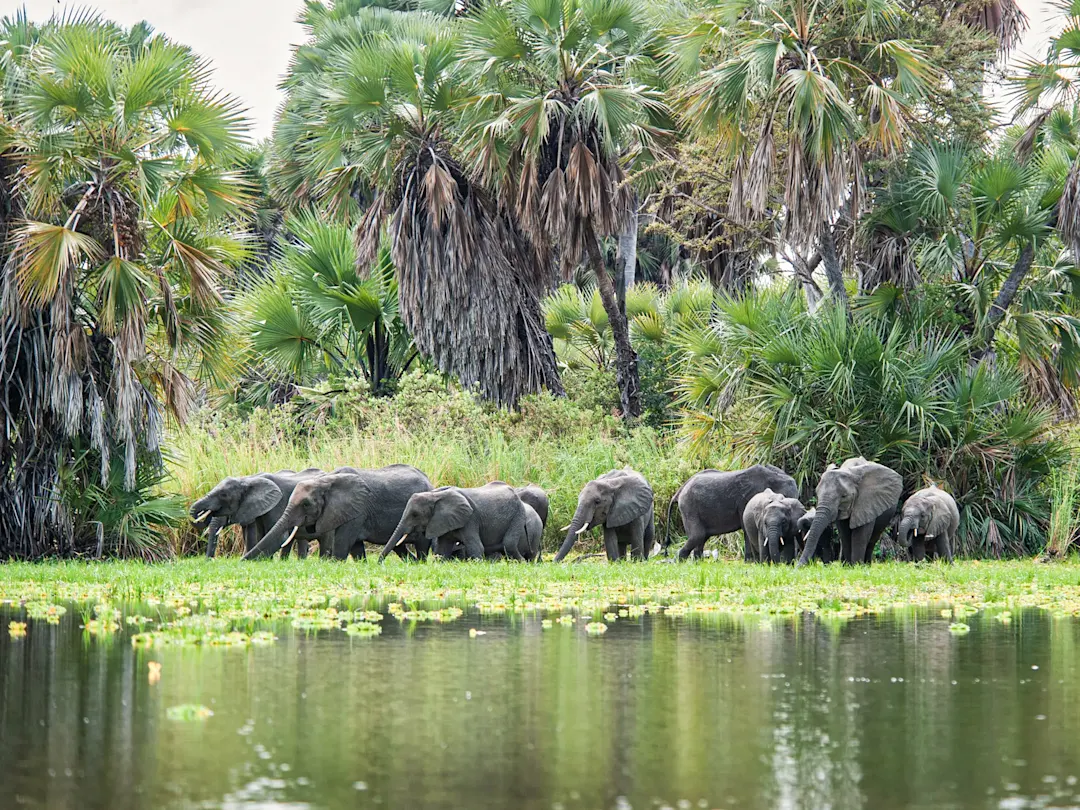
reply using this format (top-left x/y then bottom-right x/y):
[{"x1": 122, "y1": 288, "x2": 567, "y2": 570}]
[
  {"x1": 280, "y1": 526, "x2": 300, "y2": 549},
  {"x1": 395, "y1": 533, "x2": 409, "y2": 547},
  {"x1": 575, "y1": 522, "x2": 591, "y2": 535},
  {"x1": 559, "y1": 524, "x2": 572, "y2": 532},
  {"x1": 195, "y1": 510, "x2": 212, "y2": 523}
]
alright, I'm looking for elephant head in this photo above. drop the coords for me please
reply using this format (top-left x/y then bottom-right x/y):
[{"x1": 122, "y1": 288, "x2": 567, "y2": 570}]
[
  {"x1": 758, "y1": 491, "x2": 806, "y2": 562},
  {"x1": 554, "y1": 470, "x2": 653, "y2": 562},
  {"x1": 379, "y1": 488, "x2": 474, "y2": 561},
  {"x1": 242, "y1": 473, "x2": 371, "y2": 560},
  {"x1": 797, "y1": 458, "x2": 903, "y2": 566},
  {"x1": 190, "y1": 475, "x2": 284, "y2": 558}
]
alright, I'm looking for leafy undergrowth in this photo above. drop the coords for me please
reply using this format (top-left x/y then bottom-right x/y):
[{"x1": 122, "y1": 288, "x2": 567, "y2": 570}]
[{"x1": 4, "y1": 559, "x2": 1080, "y2": 647}]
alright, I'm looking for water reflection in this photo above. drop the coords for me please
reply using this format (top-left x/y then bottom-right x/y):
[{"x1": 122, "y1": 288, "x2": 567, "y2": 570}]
[{"x1": 3, "y1": 607, "x2": 1080, "y2": 810}]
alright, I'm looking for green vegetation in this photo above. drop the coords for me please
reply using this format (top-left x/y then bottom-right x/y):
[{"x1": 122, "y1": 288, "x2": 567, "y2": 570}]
[
  {"x1": 169, "y1": 372, "x2": 697, "y2": 556},
  {"x1": 7, "y1": 560, "x2": 1080, "y2": 635},
  {"x1": 10, "y1": 0, "x2": 1080, "y2": 563}
]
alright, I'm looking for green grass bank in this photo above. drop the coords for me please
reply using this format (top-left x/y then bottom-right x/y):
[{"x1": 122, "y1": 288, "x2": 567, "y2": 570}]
[{"x1": 5, "y1": 559, "x2": 1080, "y2": 622}]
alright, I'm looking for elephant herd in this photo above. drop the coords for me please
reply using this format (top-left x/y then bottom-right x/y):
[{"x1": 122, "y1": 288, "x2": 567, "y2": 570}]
[{"x1": 189, "y1": 458, "x2": 960, "y2": 565}]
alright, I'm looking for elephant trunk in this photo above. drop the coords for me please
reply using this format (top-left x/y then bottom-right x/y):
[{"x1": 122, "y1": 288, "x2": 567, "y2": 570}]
[
  {"x1": 765, "y1": 520, "x2": 783, "y2": 564},
  {"x1": 243, "y1": 504, "x2": 298, "y2": 561},
  {"x1": 205, "y1": 516, "x2": 226, "y2": 558},
  {"x1": 553, "y1": 506, "x2": 591, "y2": 562},
  {"x1": 797, "y1": 504, "x2": 835, "y2": 567},
  {"x1": 379, "y1": 514, "x2": 409, "y2": 563},
  {"x1": 898, "y1": 515, "x2": 917, "y2": 550}
]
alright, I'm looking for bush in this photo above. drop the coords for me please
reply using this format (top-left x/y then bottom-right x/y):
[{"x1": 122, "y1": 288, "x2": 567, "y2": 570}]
[
  {"x1": 171, "y1": 371, "x2": 700, "y2": 556},
  {"x1": 676, "y1": 287, "x2": 1065, "y2": 557}
]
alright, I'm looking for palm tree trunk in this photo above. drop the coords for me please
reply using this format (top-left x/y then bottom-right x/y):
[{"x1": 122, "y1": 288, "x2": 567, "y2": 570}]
[
  {"x1": 982, "y1": 242, "x2": 1034, "y2": 350},
  {"x1": 820, "y1": 227, "x2": 848, "y2": 314},
  {"x1": 616, "y1": 199, "x2": 638, "y2": 309},
  {"x1": 587, "y1": 238, "x2": 641, "y2": 420}
]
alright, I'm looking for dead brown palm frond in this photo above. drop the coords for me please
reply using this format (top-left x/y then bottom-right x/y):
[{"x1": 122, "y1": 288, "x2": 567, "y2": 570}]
[
  {"x1": 1015, "y1": 110, "x2": 1051, "y2": 164},
  {"x1": 423, "y1": 160, "x2": 457, "y2": 228},
  {"x1": 1059, "y1": 159, "x2": 1080, "y2": 255},
  {"x1": 746, "y1": 119, "x2": 775, "y2": 216}
]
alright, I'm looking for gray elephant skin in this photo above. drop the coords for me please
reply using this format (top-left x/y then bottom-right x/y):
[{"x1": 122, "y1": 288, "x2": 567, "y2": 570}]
[
  {"x1": 743, "y1": 489, "x2": 807, "y2": 564},
  {"x1": 379, "y1": 482, "x2": 534, "y2": 561},
  {"x1": 554, "y1": 469, "x2": 654, "y2": 562},
  {"x1": 440, "y1": 485, "x2": 548, "y2": 561},
  {"x1": 798, "y1": 457, "x2": 903, "y2": 566},
  {"x1": 898, "y1": 485, "x2": 959, "y2": 562},
  {"x1": 796, "y1": 508, "x2": 838, "y2": 563},
  {"x1": 664, "y1": 465, "x2": 799, "y2": 560},
  {"x1": 242, "y1": 465, "x2": 433, "y2": 560},
  {"x1": 191, "y1": 468, "x2": 323, "y2": 558}
]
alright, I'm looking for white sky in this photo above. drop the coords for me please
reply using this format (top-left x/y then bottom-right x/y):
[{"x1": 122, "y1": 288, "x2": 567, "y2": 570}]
[{"x1": 15, "y1": 0, "x2": 1068, "y2": 141}]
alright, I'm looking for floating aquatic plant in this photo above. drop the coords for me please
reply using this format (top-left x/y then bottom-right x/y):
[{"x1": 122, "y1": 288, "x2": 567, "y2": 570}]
[
  {"x1": 166, "y1": 704, "x2": 213, "y2": 722},
  {"x1": 585, "y1": 622, "x2": 608, "y2": 634},
  {"x1": 949, "y1": 623, "x2": 971, "y2": 634},
  {"x1": 8, "y1": 621, "x2": 26, "y2": 637}
]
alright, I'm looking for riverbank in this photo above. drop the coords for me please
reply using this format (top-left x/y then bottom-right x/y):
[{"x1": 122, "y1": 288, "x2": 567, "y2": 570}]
[{"x1": 4, "y1": 559, "x2": 1080, "y2": 622}]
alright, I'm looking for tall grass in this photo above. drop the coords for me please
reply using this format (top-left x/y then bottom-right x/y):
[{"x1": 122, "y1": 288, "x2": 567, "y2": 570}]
[{"x1": 169, "y1": 373, "x2": 709, "y2": 555}]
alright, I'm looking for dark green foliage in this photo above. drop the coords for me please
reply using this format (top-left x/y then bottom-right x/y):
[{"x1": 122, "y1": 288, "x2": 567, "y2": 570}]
[{"x1": 677, "y1": 287, "x2": 1065, "y2": 557}]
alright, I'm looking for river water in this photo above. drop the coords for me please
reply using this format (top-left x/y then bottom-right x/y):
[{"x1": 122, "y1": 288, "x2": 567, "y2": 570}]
[{"x1": 2, "y1": 606, "x2": 1079, "y2": 810}]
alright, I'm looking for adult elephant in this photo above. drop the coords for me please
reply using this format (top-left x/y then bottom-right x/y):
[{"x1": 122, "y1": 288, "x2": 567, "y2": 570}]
[
  {"x1": 664, "y1": 465, "x2": 799, "y2": 560},
  {"x1": 898, "y1": 485, "x2": 959, "y2": 562},
  {"x1": 378, "y1": 483, "x2": 531, "y2": 561},
  {"x1": 242, "y1": 465, "x2": 432, "y2": 561},
  {"x1": 190, "y1": 468, "x2": 323, "y2": 558},
  {"x1": 553, "y1": 469, "x2": 654, "y2": 562},
  {"x1": 797, "y1": 457, "x2": 903, "y2": 567},
  {"x1": 516, "y1": 485, "x2": 549, "y2": 530},
  {"x1": 742, "y1": 489, "x2": 807, "y2": 564}
]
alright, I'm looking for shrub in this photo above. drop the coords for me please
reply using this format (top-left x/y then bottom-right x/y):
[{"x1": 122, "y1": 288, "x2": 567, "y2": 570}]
[{"x1": 676, "y1": 287, "x2": 1065, "y2": 557}]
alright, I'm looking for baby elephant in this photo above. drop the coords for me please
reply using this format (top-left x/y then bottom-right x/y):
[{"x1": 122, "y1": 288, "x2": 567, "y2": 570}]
[
  {"x1": 898, "y1": 485, "x2": 959, "y2": 562},
  {"x1": 742, "y1": 489, "x2": 807, "y2": 564},
  {"x1": 379, "y1": 483, "x2": 532, "y2": 561}
]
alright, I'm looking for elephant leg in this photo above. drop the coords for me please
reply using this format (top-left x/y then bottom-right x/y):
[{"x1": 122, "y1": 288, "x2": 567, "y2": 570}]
[
  {"x1": 459, "y1": 530, "x2": 485, "y2": 560},
  {"x1": 413, "y1": 537, "x2": 431, "y2": 560},
  {"x1": 936, "y1": 534, "x2": 953, "y2": 563},
  {"x1": 242, "y1": 523, "x2": 259, "y2": 555},
  {"x1": 603, "y1": 528, "x2": 622, "y2": 562},
  {"x1": 296, "y1": 539, "x2": 310, "y2": 559},
  {"x1": 836, "y1": 522, "x2": 853, "y2": 564},
  {"x1": 911, "y1": 537, "x2": 926, "y2": 562},
  {"x1": 780, "y1": 536, "x2": 795, "y2": 564},
  {"x1": 350, "y1": 541, "x2": 367, "y2": 561},
  {"x1": 502, "y1": 521, "x2": 527, "y2": 561},
  {"x1": 625, "y1": 522, "x2": 645, "y2": 561},
  {"x1": 849, "y1": 522, "x2": 875, "y2": 565},
  {"x1": 679, "y1": 530, "x2": 708, "y2": 561},
  {"x1": 393, "y1": 544, "x2": 412, "y2": 561}
]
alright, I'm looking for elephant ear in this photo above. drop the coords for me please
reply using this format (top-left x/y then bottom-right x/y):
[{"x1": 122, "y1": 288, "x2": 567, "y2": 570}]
[
  {"x1": 427, "y1": 489, "x2": 474, "y2": 538},
  {"x1": 924, "y1": 492, "x2": 955, "y2": 537},
  {"x1": 234, "y1": 477, "x2": 283, "y2": 526},
  {"x1": 849, "y1": 463, "x2": 903, "y2": 529},
  {"x1": 315, "y1": 475, "x2": 372, "y2": 534},
  {"x1": 608, "y1": 476, "x2": 654, "y2": 528}
]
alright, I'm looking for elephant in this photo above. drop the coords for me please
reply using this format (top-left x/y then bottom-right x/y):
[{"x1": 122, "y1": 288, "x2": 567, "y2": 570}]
[
  {"x1": 516, "y1": 485, "x2": 549, "y2": 530},
  {"x1": 379, "y1": 482, "x2": 532, "y2": 561},
  {"x1": 797, "y1": 457, "x2": 903, "y2": 567},
  {"x1": 190, "y1": 468, "x2": 323, "y2": 558},
  {"x1": 663, "y1": 465, "x2": 799, "y2": 560},
  {"x1": 242, "y1": 465, "x2": 433, "y2": 560},
  {"x1": 742, "y1": 489, "x2": 807, "y2": 564},
  {"x1": 553, "y1": 469, "x2": 654, "y2": 562},
  {"x1": 796, "y1": 508, "x2": 839, "y2": 563},
  {"x1": 898, "y1": 485, "x2": 959, "y2": 562},
  {"x1": 520, "y1": 503, "x2": 544, "y2": 561}
]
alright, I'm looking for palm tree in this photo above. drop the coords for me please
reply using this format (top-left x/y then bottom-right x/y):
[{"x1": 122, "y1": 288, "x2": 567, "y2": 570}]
[
  {"x1": 0, "y1": 12, "x2": 250, "y2": 556},
  {"x1": 273, "y1": 7, "x2": 563, "y2": 406},
  {"x1": 461, "y1": 0, "x2": 671, "y2": 419},
  {"x1": 859, "y1": 137, "x2": 1080, "y2": 411},
  {"x1": 242, "y1": 217, "x2": 415, "y2": 395},
  {"x1": 670, "y1": 0, "x2": 939, "y2": 307}
]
